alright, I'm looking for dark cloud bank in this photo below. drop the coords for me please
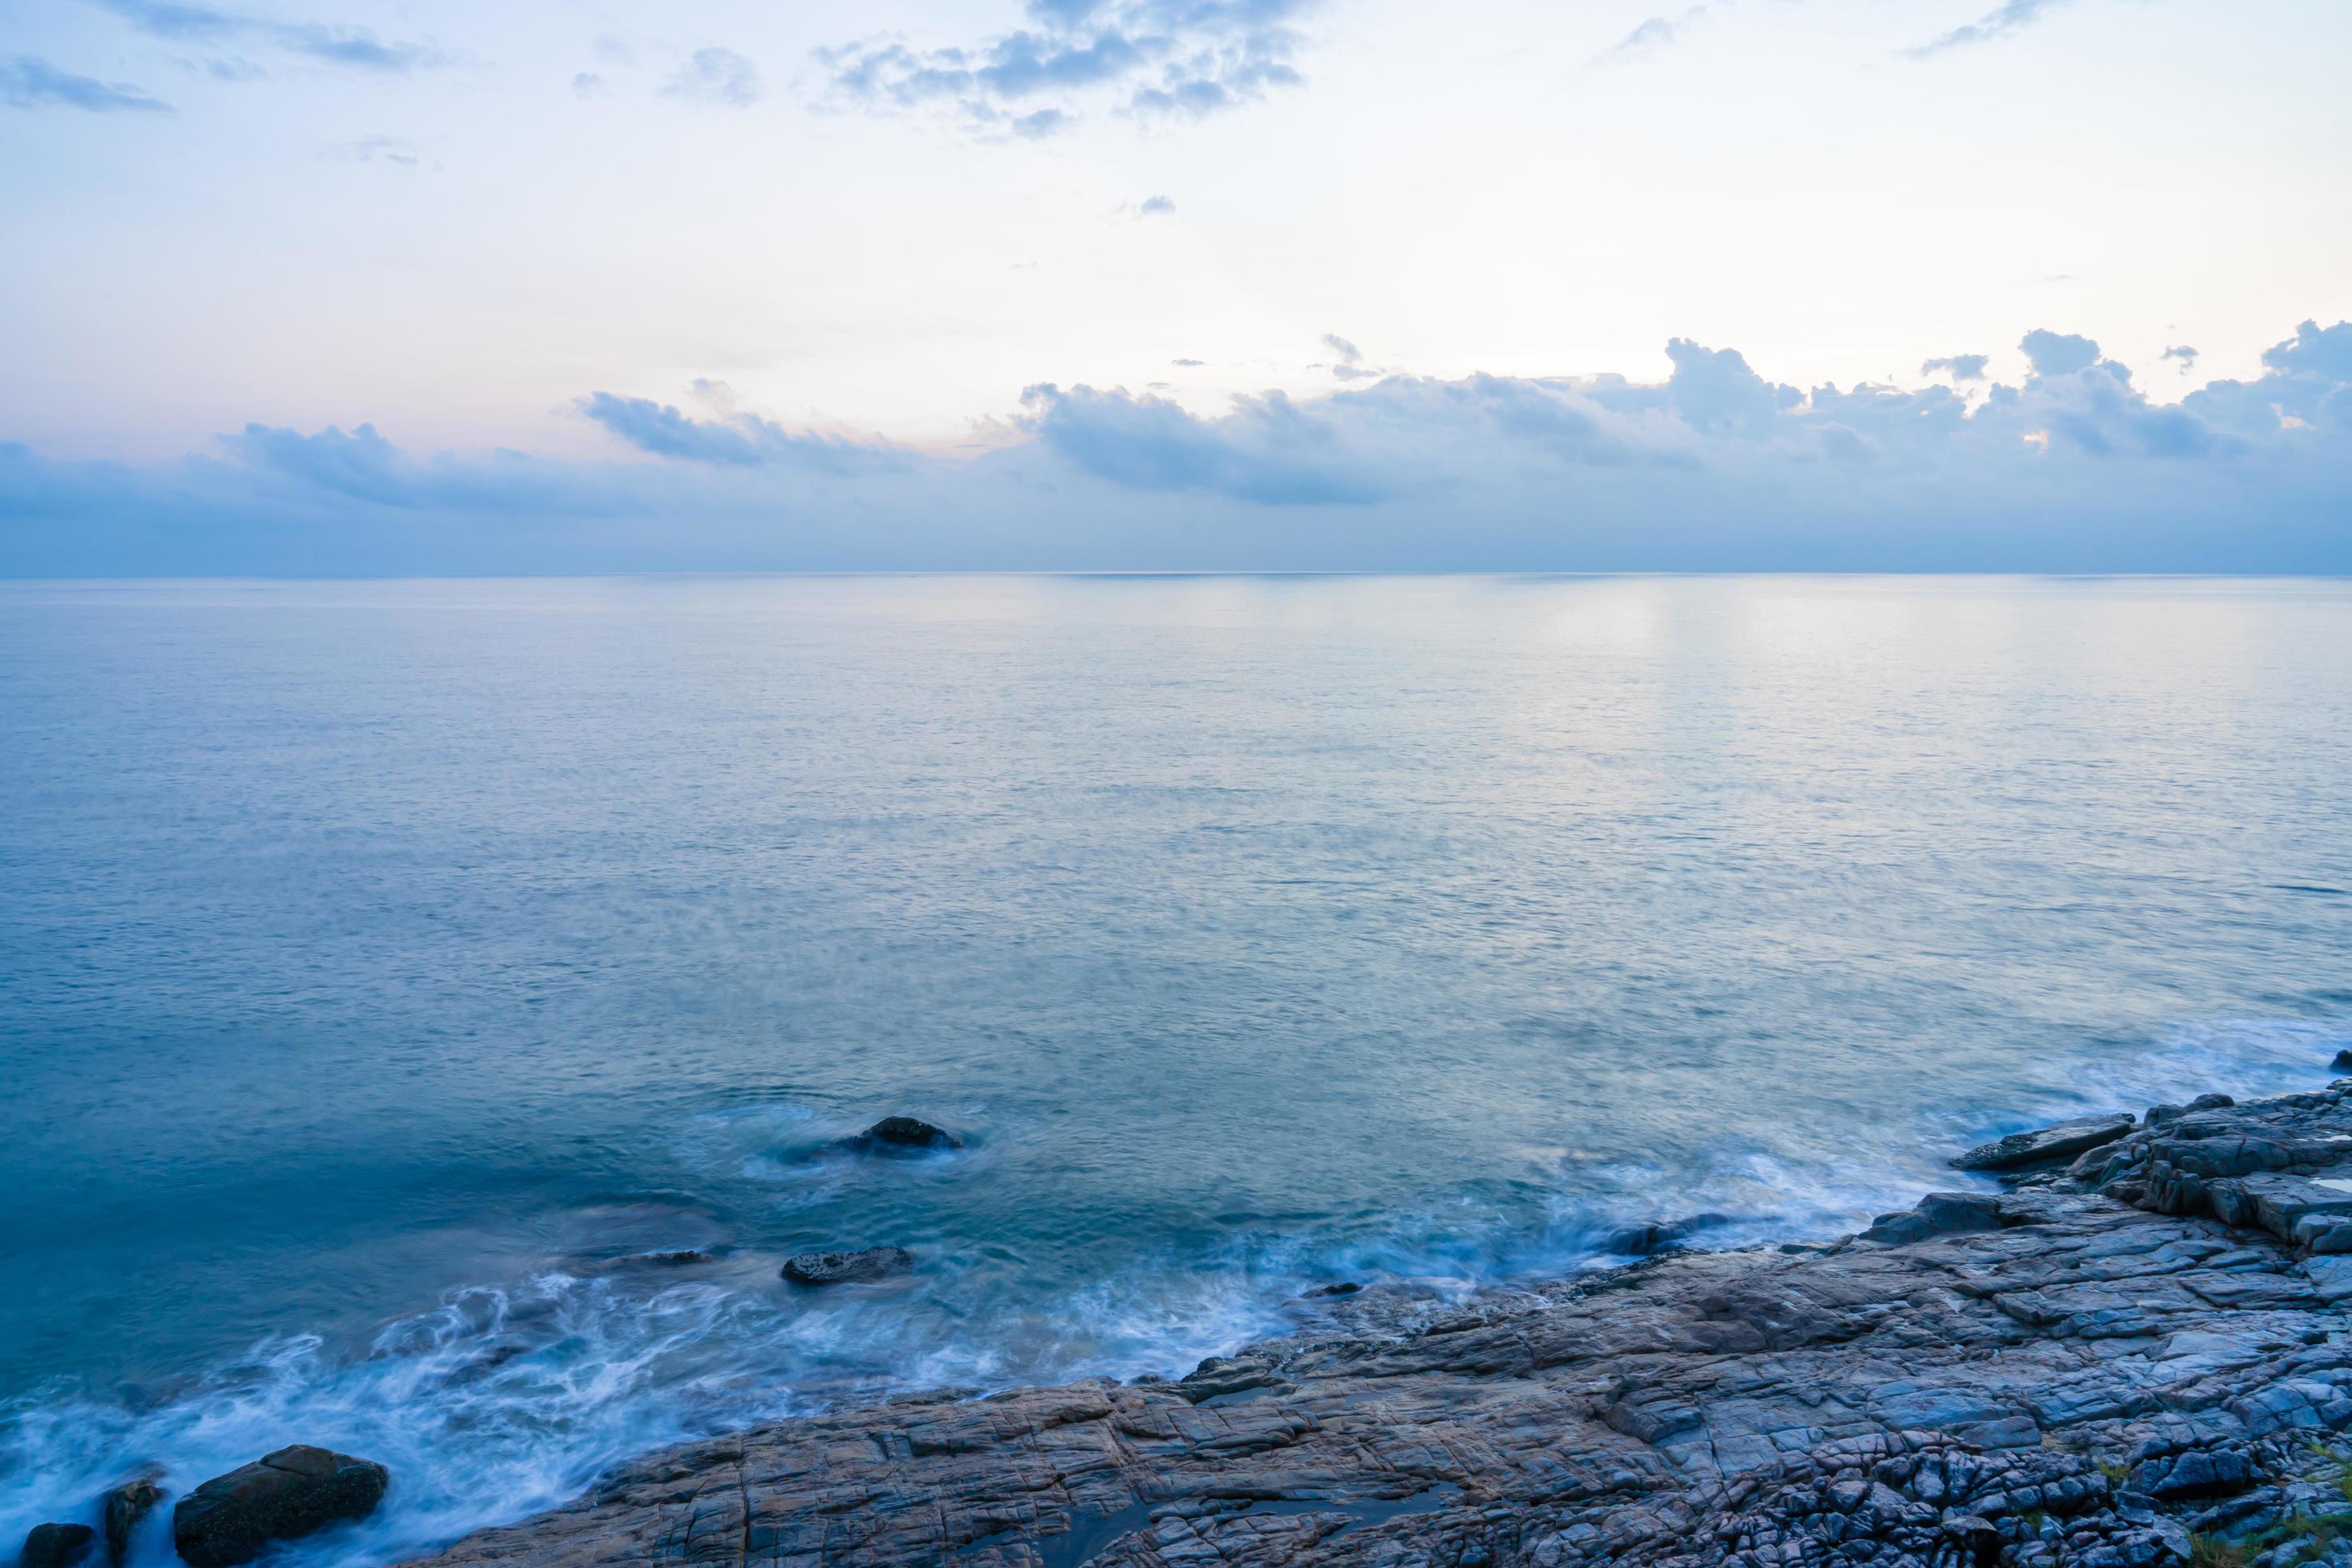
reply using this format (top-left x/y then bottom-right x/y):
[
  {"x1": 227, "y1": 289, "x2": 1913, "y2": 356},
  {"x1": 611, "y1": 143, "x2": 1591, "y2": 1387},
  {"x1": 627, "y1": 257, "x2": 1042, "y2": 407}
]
[{"x1": 5, "y1": 321, "x2": 2350, "y2": 574}]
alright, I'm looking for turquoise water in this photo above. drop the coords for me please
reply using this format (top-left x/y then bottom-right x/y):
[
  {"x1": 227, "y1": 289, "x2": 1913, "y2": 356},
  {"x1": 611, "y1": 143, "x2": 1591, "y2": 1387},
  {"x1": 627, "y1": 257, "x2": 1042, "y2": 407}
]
[{"x1": 3, "y1": 574, "x2": 2350, "y2": 1563}]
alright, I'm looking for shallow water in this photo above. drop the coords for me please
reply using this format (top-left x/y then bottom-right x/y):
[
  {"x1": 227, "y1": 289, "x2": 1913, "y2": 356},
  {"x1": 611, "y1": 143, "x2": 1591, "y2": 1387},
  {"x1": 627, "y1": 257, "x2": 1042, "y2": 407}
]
[{"x1": 2, "y1": 574, "x2": 2349, "y2": 1564}]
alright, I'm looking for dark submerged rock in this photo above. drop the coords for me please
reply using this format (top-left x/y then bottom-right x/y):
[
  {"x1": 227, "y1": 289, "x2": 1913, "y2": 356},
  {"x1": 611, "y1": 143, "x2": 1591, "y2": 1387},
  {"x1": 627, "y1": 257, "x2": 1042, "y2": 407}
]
[
  {"x1": 17, "y1": 1524, "x2": 94, "y2": 1568},
  {"x1": 780, "y1": 1246, "x2": 914, "y2": 1286},
  {"x1": 1601, "y1": 1213, "x2": 1729, "y2": 1257},
  {"x1": 856, "y1": 1116, "x2": 963, "y2": 1152},
  {"x1": 171, "y1": 1446, "x2": 389, "y2": 1568},
  {"x1": 99, "y1": 1475, "x2": 164, "y2": 1566},
  {"x1": 2334, "y1": 1048, "x2": 2352, "y2": 1070},
  {"x1": 1950, "y1": 1110, "x2": 2134, "y2": 1170}
]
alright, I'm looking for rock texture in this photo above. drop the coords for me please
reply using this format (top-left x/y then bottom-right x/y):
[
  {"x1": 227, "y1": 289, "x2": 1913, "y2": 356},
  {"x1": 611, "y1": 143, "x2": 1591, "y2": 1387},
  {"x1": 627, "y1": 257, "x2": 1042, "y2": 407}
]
[
  {"x1": 173, "y1": 1446, "x2": 389, "y2": 1568},
  {"x1": 99, "y1": 1474, "x2": 164, "y2": 1566},
  {"x1": 405, "y1": 1082, "x2": 2352, "y2": 1568},
  {"x1": 781, "y1": 1247, "x2": 915, "y2": 1286}
]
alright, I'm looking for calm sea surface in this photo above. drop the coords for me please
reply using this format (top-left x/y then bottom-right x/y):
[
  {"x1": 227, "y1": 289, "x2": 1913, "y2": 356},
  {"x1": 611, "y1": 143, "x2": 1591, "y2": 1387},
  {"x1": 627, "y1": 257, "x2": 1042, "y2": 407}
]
[{"x1": 3, "y1": 574, "x2": 2350, "y2": 1562}]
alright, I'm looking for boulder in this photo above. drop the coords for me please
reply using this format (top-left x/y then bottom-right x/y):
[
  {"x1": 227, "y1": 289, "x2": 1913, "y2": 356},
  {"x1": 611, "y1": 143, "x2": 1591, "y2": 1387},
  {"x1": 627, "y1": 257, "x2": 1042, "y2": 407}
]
[
  {"x1": 1858, "y1": 1190, "x2": 2008, "y2": 1246},
  {"x1": 781, "y1": 1246, "x2": 914, "y2": 1286},
  {"x1": 170, "y1": 1446, "x2": 389, "y2": 1568},
  {"x1": 1601, "y1": 1214, "x2": 1729, "y2": 1258},
  {"x1": 2334, "y1": 1049, "x2": 2352, "y2": 1071},
  {"x1": 855, "y1": 1117, "x2": 963, "y2": 1152},
  {"x1": 1952, "y1": 1111, "x2": 2135, "y2": 1171},
  {"x1": 99, "y1": 1475, "x2": 165, "y2": 1566},
  {"x1": 17, "y1": 1524, "x2": 94, "y2": 1568}
]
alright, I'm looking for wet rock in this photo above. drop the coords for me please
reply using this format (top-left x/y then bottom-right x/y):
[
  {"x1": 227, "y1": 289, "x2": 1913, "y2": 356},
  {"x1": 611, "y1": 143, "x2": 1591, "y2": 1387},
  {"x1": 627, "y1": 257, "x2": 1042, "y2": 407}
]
[
  {"x1": 1601, "y1": 1214, "x2": 1729, "y2": 1257},
  {"x1": 1857, "y1": 1190, "x2": 2007, "y2": 1246},
  {"x1": 401, "y1": 1081, "x2": 2352, "y2": 1568},
  {"x1": 2335, "y1": 1049, "x2": 2352, "y2": 1070},
  {"x1": 854, "y1": 1116, "x2": 962, "y2": 1152},
  {"x1": 1300, "y1": 1281, "x2": 1361, "y2": 1298},
  {"x1": 630, "y1": 1249, "x2": 714, "y2": 1266},
  {"x1": 171, "y1": 1446, "x2": 389, "y2": 1568},
  {"x1": 17, "y1": 1524, "x2": 94, "y2": 1568},
  {"x1": 1953, "y1": 1111, "x2": 2135, "y2": 1170},
  {"x1": 779, "y1": 1246, "x2": 914, "y2": 1286},
  {"x1": 99, "y1": 1474, "x2": 164, "y2": 1566}
]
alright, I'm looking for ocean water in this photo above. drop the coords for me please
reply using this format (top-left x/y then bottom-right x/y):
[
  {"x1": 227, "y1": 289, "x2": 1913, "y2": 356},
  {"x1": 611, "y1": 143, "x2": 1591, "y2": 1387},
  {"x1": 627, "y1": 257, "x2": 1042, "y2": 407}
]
[{"x1": 3, "y1": 573, "x2": 2350, "y2": 1563}]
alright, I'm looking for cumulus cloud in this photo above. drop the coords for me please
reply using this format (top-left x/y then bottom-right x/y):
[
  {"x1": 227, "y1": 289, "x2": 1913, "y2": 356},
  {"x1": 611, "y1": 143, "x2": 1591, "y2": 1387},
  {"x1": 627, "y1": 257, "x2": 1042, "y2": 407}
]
[
  {"x1": 1922, "y1": 354, "x2": 1990, "y2": 382},
  {"x1": 2020, "y1": 328, "x2": 2101, "y2": 377},
  {"x1": 6, "y1": 318, "x2": 2350, "y2": 574},
  {"x1": 662, "y1": 47, "x2": 761, "y2": 107},
  {"x1": 572, "y1": 72, "x2": 606, "y2": 97},
  {"x1": 1138, "y1": 193, "x2": 1175, "y2": 217},
  {"x1": 1, "y1": 54, "x2": 173, "y2": 112},
  {"x1": 2159, "y1": 345, "x2": 2198, "y2": 374},
  {"x1": 818, "y1": 0, "x2": 1313, "y2": 136},
  {"x1": 87, "y1": 0, "x2": 444, "y2": 73},
  {"x1": 1908, "y1": 0, "x2": 2076, "y2": 58}
]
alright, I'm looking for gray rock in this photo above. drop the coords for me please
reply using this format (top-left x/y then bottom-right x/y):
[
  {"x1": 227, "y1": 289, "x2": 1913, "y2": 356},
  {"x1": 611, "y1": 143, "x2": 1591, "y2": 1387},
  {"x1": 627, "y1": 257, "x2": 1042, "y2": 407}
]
[
  {"x1": 171, "y1": 1445, "x2": 388, "y2": 1568},
  {"x1": 17, "y1": 1524, "x2": 94, "y2": 1568},
  {"x1": 1953, "y1": 1111, "x2": 2135, "y2": 1170},
  {"x1": 779, "y1": 1246, "x2": 914, "y2": 1286},
  {"x1": 398, "y1": 1082, "x2": 2352, "y2": 1568},
  {"x1": 98, "y1": 1474, "x2": 164, "y2": 1566}
]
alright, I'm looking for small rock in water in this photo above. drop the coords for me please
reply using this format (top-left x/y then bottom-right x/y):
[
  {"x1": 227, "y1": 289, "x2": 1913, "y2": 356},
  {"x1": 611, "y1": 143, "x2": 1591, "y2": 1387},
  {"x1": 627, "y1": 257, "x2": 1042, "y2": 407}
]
[
  {"x1": 2334, "y1": 1048, "x2": 2352, "y2": 1070},
  {"x1": 857, "y1": 1116, "x2": 963, "y2": 1152},
  {"x1": 1951, "y1": 1111, "x2": 2135, "y2": 1171},
  {"x1": 2189, "y1": 1091, "x2": 2234, "y2": 1110},
  {"x1": 18, "y1": 1523, "x2": 95, "y2": 1568},
  {"x1": 1602, "y1": 1214, "x2": 1730, "y2": 1258},
  {"x1": 171, "y1": 1446, "x2": 389, "y2": 1568},
  {"x1": 632, "y1": 1249, "x2": 714, "y2": 1267},
  {"x1": 99, "y1": 1474, "x2": 165, "y2": 1566},
  {"x1": 782, "y1": 1246, "x2": 914, "y2": 1286},
  {"x1": 1301, "y1": 1282, "x2": 1362, "y2": 1298}
]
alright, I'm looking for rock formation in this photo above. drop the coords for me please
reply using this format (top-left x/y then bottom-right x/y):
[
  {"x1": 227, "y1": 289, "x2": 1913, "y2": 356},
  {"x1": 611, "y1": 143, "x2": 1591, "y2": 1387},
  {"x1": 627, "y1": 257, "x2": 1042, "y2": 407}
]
[
  {"x1": 173, "y1": 1446, "x2": 389, "y2": 1568},
  {"x1": 399, "y1": 1081, "x2": 2352, "y2": 1568}
]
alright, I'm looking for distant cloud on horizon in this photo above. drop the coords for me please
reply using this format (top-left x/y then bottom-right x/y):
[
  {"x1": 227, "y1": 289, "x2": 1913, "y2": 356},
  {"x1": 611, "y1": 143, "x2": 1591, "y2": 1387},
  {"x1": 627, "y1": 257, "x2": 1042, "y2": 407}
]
[
  {"x1": 662, "y1": 47, "x2": 762, "y2": 108},
  {"x1": 6, "y1": 318, "x2": 2349, "y2": 576}
]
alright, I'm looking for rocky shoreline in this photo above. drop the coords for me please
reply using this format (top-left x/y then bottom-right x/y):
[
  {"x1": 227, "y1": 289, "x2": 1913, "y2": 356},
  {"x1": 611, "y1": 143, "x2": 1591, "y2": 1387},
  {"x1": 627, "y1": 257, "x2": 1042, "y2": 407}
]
[{"x1": 365, "y1": 1075, "x2": 2352, "y2": 1568}]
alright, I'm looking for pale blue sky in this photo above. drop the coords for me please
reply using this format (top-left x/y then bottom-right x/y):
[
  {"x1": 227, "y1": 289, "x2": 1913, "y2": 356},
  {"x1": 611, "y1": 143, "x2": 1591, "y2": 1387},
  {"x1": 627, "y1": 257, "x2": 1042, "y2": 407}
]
[{"x1": 2, "y1": 0, "x2": 2348, "y2": 571}]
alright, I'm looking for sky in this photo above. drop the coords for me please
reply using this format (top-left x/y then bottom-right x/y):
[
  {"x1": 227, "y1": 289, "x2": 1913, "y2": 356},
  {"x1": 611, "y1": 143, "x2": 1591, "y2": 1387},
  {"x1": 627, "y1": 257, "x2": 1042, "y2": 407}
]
[{"x1": 1, "y1": 0, "x2": 2349, "y2": 573}]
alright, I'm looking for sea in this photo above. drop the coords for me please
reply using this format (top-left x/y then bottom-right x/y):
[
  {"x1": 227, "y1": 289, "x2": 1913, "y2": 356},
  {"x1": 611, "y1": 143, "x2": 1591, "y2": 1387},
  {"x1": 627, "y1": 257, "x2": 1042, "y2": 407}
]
[{"x1": 2, "y1": 574, "x2": 2348, "y2": 1564}]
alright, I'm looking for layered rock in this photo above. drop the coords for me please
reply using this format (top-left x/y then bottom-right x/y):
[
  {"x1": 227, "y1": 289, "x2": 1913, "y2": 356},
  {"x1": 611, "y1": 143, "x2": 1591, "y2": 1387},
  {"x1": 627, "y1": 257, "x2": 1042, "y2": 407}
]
[{"x1": 402, "y1": 1082, "x2": 2352, "y2": 1568}]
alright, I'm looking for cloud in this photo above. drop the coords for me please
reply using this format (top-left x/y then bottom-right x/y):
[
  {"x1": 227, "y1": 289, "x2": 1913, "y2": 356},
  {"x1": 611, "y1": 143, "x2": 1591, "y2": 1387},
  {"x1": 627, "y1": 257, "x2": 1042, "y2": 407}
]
[
  {"x1": 2020, "y1": 328, "x2": 2101, "y2": 376},
  {"x1": 1170, "y1": 358, "x2": 1205, "y2": 367},
  {"x1": 1594, "y1": 7, "x2": 1705, "y2": 65},
  {"x1": 87, "y1": 0, "x2": 444, "y2": 73},
  {"x1": 1, "y1": 54, "x2": 173, "y2": 113},
  {"x1": 1138, "y1": 193, "x2": 1175, "y2": 217},
  {"x1": 1909, "y1": 0, "x2": 2075, "y2": 57},
  {"x1": 1922, "y1": 354, "x2": 1990, "y2": 382},
  {"x1": 818, "y1": 0, "x2": 1314, "y2": 135},
  {"x1": 572, "y1": 72, "x2": 606, "y2": 98},
  {"x1": 662, "y1": 47, "x2": 761, "y2": 107},
  {"x1": 2160, "y1": 345, "x2": 2198, "y2": 374},
  {"x1": 7, "y1": 318, "x2": 2350, "y2": 574},
  {"x1": 577, "y1": 392, "x2": 898, "y2": 473},
  {"x1": 1322, "y1": 333, "x2": 1374, "y2": 382},
  {"x1": 334, "y1": 134, "x2": 423, "y2": 167}
]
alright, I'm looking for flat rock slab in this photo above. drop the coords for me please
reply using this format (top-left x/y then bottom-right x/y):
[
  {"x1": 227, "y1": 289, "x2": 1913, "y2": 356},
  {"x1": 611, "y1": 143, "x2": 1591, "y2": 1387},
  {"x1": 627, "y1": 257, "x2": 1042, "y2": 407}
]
[
  {"x1": 1951, "y1": 1110, "x2": 2135, "y2": 1170},
  {"x1": 402, "y1": 1085, "x2": 2352, "y2": 1568}
]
